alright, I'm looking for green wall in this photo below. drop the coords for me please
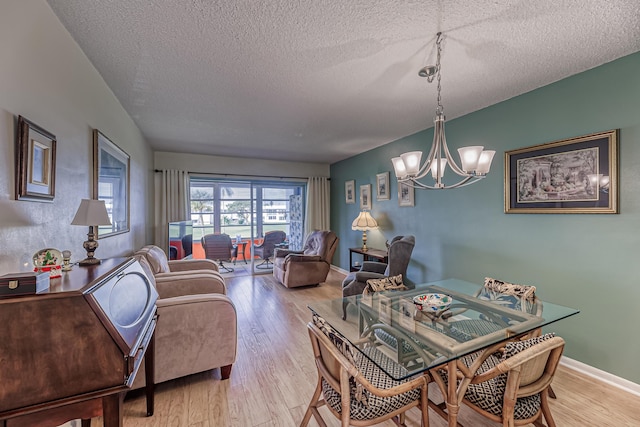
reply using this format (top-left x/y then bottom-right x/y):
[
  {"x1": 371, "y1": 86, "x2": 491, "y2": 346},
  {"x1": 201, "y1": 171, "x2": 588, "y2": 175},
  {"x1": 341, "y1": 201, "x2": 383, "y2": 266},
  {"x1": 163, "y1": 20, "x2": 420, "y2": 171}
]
[{"x1": 330, "y1": 52, "x2": 640, "y2": 384}]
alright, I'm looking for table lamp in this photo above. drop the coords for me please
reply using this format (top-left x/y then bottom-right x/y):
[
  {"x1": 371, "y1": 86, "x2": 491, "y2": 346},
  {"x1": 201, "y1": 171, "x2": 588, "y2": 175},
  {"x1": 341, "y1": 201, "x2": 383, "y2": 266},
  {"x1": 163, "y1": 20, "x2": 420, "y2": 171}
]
[
  {"x1": 351, "y1": 211, "x2": 378, "y2": 251},
  {"x1": 71, "y1": 199, "x2": 112, "y2": 266}
]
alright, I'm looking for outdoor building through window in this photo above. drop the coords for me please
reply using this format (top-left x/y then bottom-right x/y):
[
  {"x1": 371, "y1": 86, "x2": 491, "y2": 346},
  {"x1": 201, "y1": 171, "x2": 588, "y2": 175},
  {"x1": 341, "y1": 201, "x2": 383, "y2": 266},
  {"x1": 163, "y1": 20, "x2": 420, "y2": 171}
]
[{"x1": 189, "y1": 178, "x2": 305, "y2": 243}]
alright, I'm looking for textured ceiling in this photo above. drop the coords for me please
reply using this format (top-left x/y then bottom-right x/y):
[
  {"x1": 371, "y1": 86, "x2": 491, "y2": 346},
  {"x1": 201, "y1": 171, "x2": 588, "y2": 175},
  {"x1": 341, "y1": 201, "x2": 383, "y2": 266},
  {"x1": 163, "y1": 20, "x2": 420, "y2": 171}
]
[{"x1": 47, "y1": 0, "x2": 640, "y2": 164}]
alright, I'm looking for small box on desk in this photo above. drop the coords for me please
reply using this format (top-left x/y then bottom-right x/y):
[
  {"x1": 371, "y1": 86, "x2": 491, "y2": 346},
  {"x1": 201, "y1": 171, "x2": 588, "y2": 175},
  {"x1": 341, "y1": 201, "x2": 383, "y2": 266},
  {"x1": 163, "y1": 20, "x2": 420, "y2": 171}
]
[{"x1": 0, "y1": 272, "x2": 50, "y2": 298}]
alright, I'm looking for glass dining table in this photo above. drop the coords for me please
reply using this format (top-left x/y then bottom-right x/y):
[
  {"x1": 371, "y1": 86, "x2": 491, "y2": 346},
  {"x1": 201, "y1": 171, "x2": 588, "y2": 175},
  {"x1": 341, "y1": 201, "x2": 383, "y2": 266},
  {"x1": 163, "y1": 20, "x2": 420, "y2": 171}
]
[{"x1": 308, "y1": 278, "x2": 579, "y2": 427}]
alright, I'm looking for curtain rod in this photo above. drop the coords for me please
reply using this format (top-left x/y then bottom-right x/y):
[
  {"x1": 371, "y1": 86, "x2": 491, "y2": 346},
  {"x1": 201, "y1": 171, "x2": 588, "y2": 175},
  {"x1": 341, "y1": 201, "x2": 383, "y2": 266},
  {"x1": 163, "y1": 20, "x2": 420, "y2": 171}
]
[{"x1": 154, "y1": 169, "x2": 330, "y2": 181}]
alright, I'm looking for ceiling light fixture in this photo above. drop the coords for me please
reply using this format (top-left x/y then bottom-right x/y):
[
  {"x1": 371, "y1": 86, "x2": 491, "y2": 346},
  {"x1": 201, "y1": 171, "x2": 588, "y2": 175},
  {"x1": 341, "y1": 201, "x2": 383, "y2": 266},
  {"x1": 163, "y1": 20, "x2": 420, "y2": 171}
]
[{"x1": 392, "y1": 32, "x2": 495, "y2": 190}]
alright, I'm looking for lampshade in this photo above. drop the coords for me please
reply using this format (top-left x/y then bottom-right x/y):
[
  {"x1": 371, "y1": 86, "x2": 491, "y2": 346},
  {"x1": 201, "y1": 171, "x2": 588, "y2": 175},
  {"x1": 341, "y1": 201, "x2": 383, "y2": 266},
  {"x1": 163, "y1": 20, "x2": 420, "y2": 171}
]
[
  {"x1": 71, "y1": 199, "x2": 112, "y2": 226},
  {"x1": 351, "y1": 211, "x2": 378, "y2": 231}
]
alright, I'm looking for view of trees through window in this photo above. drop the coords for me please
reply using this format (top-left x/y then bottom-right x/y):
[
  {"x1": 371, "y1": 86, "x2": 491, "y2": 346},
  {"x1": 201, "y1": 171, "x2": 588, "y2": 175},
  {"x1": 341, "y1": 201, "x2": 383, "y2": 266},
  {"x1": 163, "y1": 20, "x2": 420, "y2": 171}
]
[{"x1": 189, "y1": 178, "x2": 304, "y2": 241}]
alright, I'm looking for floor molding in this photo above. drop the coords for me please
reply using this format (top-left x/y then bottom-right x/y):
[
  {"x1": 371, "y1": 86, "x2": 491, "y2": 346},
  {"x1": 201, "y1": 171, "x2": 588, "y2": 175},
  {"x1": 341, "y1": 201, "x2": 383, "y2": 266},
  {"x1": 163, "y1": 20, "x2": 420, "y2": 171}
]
[{"x1": 560, "y1": 356, "x2": 640, "y2": 397}]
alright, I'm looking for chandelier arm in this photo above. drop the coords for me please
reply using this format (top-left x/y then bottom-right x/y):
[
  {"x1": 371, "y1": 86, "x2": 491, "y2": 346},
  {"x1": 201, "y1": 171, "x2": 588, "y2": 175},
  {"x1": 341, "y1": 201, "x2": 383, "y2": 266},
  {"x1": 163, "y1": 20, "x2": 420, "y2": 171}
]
[
  {"x1": 403, "y1": 175, "x2": 481, "y2": 190},
  {"x1": 438, "y1": 122, "x2": 469, "y2": 177}
]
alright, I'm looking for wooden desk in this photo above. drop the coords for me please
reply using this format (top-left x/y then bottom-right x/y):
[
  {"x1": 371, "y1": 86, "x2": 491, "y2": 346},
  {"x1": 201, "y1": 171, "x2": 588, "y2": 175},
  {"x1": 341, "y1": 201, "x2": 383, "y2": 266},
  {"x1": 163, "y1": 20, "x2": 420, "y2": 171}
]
[
  {"x1": 0, "y1": 258, "x2": 157, "y2": 427},
  {"x1": 348, "y1": 247, "x2": 388, "y2": 272}
]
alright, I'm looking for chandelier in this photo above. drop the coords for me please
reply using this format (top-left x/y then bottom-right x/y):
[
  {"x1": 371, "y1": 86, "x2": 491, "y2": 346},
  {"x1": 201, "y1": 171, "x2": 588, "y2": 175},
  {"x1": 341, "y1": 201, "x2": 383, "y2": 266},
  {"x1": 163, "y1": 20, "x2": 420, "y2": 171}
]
[{"x1": 392, "y1": 32, "x2": 495, "y2": 190}]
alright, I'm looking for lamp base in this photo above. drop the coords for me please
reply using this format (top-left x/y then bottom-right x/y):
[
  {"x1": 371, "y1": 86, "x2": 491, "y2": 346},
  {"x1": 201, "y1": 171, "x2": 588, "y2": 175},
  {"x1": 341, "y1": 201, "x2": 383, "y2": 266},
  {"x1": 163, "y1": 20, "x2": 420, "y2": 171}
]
[
  {"x1": 78, "y1": 257, "x2": 102, "y2": 266},
  {"x1": 362, "y1": 231, "x2": 368, "y2": 251}
]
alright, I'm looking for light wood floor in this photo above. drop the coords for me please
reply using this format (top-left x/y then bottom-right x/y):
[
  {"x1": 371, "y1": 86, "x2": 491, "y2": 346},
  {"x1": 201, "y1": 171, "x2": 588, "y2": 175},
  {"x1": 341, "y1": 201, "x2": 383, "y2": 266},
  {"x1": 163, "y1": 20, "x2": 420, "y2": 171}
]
[{"x1": 69, "y1": 269, "x2": 640, "y2": 427}]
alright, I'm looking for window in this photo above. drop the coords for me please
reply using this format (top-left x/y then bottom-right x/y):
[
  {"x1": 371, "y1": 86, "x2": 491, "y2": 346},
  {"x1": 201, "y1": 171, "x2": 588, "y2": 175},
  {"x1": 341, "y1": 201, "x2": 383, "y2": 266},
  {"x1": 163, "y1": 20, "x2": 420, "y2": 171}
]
[{"x1": 189, "y1": 178, "x2": 304, "y2": 242}]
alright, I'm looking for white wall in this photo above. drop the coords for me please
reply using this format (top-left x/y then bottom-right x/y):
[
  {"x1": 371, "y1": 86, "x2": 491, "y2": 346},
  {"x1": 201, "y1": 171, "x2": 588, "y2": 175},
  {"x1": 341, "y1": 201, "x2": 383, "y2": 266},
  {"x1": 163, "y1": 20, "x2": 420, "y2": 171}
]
[
  {"x1": 154, "y1": 151, "x2": 330, "y2": 178},
  {"x1": 0, "y1": 1, "x2": 153, "y2": 274}
]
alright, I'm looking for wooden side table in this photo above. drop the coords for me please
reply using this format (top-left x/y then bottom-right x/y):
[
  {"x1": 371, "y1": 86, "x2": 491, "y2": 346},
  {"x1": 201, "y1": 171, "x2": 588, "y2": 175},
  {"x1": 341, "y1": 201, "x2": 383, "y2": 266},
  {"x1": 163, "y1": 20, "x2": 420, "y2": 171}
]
[{"x1": 348, "y1": 247, "x2": 388, "y2": 272}]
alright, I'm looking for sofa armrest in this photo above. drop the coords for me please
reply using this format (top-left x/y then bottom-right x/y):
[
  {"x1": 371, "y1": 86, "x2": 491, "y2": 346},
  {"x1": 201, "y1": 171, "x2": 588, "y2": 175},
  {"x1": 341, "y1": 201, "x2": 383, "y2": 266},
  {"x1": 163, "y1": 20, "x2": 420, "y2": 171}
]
[
  {"x1": 168, "y1": 258, "x2": 219, "y2": 273},
  {"x1": 360, "y1": 261, "x2": 388, "y2": 274},
  {"x1": 285, "y1": 254, "x2": 323, "y2": 263},
  {"x1": 274, "y1": 248, "x2": 303, "y2": 258},
  {"x1": 155, "y1": 273, "x2": 226, "y2": 298}
]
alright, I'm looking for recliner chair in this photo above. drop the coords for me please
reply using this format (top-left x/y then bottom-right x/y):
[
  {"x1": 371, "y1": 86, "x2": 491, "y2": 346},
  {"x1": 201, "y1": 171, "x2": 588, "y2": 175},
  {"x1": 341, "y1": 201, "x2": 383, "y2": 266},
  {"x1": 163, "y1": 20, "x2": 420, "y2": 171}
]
[{"x1": 272, "y1": 230, "x2": 339, "y2": 288}]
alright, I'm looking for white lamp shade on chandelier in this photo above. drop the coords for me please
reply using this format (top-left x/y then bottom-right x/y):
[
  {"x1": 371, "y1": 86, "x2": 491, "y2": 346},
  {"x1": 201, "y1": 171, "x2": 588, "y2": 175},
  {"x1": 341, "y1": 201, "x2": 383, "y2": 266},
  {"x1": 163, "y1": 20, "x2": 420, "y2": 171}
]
[{"x1": 391, "y1": 32, "x2": 495, "y2": 190}]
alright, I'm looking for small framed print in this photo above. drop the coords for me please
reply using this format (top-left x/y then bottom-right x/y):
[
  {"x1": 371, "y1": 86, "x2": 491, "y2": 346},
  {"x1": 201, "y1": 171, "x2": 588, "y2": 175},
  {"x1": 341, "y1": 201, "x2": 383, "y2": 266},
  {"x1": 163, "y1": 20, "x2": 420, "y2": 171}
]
[
  {"x1": 378, "y1": 294, "x2": 392, "y2": 325},
  {"x1": 398, "y1": 182, "x2": 414, "y2": 207},
  {"x1": 15, "y1": 116, "x2": 56, "y2": 202},
  {"x1": 376, "y1": 172, "x2": 390, "y2": 201},
  {"x1": 345, "y1": 180, "x2": 355, "y2": 204},
  {"x1": 360, "y1": 184, "x2": 372, "y2": 210}
]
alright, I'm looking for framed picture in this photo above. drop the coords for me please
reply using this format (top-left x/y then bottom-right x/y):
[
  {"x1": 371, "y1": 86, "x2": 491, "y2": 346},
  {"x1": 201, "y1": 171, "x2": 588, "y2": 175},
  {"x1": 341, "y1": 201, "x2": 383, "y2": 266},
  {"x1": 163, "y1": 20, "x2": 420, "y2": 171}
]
[
  {"x1": 345, "y1": 180, "x2": 355, "y2": 204},
  {"x1": 376, "y1": 172, "x2": 390, "y2": 201},
  {"x1": 505, "y1": 130, "x2": 618, "y2": 213},
  {"x1": 360, "y1": 184, "x2": 372, "y2": 210},
  {"x1": 93, "y1": 129, "x2": 130, "y2": 237},
  {"x1": 15, "y1": 116, "x2": 56, "y2": 202},
  {"x1": 398, "y1": 182, "x2": 415, "y2": 207}
]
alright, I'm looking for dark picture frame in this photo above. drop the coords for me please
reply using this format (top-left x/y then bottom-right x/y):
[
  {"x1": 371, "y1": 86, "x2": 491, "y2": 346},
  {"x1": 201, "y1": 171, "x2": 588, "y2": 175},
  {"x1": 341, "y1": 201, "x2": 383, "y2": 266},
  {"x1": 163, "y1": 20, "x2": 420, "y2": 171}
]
[
  {"x1": 15, "y1": 116, "x2": 56, "y2": 202},
  {"x1": 93, "y1": 129, "x2": 130, "y2": 237},
  {"x1": 505, "y1": 130, "x2": 618, "y2": 214}
]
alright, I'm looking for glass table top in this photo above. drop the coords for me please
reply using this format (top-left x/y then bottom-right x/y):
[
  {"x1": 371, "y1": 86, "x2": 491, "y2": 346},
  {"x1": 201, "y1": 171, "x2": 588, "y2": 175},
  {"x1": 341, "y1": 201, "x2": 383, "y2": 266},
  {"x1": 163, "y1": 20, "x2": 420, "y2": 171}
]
[{"x1": 308, "y1": 278, "x2": 579, "y2": 380}]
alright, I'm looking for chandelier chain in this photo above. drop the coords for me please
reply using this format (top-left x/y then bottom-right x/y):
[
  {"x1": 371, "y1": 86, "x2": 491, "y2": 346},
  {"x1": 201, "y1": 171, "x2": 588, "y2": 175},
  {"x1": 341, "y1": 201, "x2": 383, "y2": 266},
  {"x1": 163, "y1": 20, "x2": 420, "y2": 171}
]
[{"x1": 435, "y1": 32, "x2": 443, "y2": 114}]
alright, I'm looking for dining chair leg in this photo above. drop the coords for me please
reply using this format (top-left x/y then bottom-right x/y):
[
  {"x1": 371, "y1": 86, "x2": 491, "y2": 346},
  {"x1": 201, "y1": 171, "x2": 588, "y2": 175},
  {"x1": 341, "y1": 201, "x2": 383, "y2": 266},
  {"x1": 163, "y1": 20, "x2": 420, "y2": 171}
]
[{"x1": 299, "y1": 380, "x2": 323, "y2": 427}]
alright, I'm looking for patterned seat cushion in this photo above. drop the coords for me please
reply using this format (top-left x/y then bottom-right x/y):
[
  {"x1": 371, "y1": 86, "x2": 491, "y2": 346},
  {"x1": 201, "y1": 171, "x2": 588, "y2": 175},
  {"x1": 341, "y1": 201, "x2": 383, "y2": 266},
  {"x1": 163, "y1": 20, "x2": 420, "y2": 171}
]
[
  {"x1": 463, "y1": 333, "x2": 556, "y2": 419},
  {"x1": 364, "y1": 274, "x2": 407, "y2": 295},
  {"x1": 437, "y1": 333, "x2": 555, "y2": 420},
  {"x1": 321, "y1": 345, "x2": 421, "y2": 421},
  {"x1": 312, "y1": 313, "x2": 421, "y2": 420}
]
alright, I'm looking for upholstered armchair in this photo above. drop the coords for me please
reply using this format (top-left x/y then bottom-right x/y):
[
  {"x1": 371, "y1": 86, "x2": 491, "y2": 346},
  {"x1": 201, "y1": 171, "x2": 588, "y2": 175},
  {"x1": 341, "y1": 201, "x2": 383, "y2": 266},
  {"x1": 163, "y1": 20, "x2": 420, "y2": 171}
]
[
  {"x1": 342, "y1": 235, "x2": 415, "y2": 297},
  {"x1": 272, "y1": 230, "x2": 339, "y2": 288},
  {"x1": 253, "y1": 230, "x2": 286, "y2": 269},
  {"x1": 136, "y1": 244, "x2": 224, "y2": 281},
  {"x1": 130, "y1": 253, "x2": 237, "y2": 389}
]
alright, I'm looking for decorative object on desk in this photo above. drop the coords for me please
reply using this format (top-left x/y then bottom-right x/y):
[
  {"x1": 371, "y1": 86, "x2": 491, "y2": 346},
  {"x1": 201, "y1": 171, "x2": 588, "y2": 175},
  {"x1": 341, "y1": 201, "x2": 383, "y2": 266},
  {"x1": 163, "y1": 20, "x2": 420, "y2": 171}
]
[
  {"x1": 413, "y1": 293, "x2": 452, "y2": 315},
  {"x1": 376, "y1": 172, "x2": 390, "y2": 201},
  {"x1": 359, "y1": 184, "x2": 372, "y2": 210},
  {"x1": 32, "y1": 248, "x2": 63, "y2": 278},
  {"x1": 94, "y1": 129, "x2": 130, "y2": 237},
  {"x1": 0, "y1": 271, "x2": 49, "y2": 297},
  {"x1": 398, "y1": 181, "x2": 414, "y2": 207},
  {"x1": 71, "y1": 199, "x2": 112, "y2": 266},
  {"x1": 61, "y1": 250, "x2": 72, "y2": 271},
  {"x1": 344, "y1": 179, "x2": 355, "y2": 204},
  {"x1": 351, "y1": 211, "x2": 378, "y2": 251},
  {"x1": 505, "y1": 129, "x2": 618, "y2": 213},
  {"x1": 391, "y1": 32, "x2": 495, "y2": 190},
  {"x1": 15, "y1": 116, "x2": 57, "y2": 202}
]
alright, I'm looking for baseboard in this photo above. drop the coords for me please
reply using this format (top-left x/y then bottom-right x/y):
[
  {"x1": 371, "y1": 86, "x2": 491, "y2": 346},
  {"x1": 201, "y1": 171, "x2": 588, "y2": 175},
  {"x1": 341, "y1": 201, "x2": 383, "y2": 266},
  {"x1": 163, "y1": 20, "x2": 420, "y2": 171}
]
[
  {"x1": 560, "y1": 356, "x2": 640, "y2": 397},
  {"x1": 331, "y1": 265, "x2": 349, "y2": 275}
]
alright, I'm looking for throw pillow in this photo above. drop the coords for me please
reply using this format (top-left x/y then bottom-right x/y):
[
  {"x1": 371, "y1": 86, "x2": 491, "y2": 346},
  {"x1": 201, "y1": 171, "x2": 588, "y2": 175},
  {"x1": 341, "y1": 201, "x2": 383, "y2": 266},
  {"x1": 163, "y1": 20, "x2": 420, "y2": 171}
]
[{"x1": 364, "y1": 274, "x2": 407, "y2": 295}]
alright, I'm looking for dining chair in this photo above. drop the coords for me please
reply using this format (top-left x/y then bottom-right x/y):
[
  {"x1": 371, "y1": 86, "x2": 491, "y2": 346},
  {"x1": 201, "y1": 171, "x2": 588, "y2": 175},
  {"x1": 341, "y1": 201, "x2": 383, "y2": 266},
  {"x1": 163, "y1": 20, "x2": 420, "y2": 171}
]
[
  {"x1": 301, "y1": 315, "x2": 429, "y2": 427},
  {"x1": 201, "y1": 233, "x2": 238, "y2": 273},
  {"x1": 429, "y1": 333, "x2": 564, "y2": 427}
]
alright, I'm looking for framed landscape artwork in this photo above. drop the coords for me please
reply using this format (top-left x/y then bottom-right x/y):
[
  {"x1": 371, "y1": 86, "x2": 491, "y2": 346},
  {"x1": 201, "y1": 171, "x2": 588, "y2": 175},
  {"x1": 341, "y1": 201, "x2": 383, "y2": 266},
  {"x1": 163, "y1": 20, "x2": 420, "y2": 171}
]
[
  {"x1": 15, "y1": 116, "x2": 56, "y2": 202},
  {"x1": 505, "y1": 130, "x2": 618, "y2": 213},
  {"x1": 360, "y1": 184, "x2": 372, "y2": 210},
  {"x1": 376, "y1": 172, "x2": 390, "y2": 201},
  {"x1": 345, "y1": 180, "x2": 355, "y2": 204}
]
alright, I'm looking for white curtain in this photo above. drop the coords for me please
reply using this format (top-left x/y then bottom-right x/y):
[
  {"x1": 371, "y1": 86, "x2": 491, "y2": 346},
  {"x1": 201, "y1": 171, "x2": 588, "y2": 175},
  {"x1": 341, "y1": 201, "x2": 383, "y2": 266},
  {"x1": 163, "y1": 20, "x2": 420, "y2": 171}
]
[
  {"x1": 154, "y1": 169, "x2": 189, "y2": 250},
  {"x1": 305, "y1": 176, "x2": 330, "y2": 235}
]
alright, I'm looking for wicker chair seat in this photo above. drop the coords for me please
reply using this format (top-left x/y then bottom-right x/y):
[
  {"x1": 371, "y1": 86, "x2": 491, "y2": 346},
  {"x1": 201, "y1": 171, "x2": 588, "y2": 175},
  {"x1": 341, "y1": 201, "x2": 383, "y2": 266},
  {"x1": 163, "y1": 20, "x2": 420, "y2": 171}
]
[{"x1": 321, "y1": 345, "x2": 421, "y2": 421}]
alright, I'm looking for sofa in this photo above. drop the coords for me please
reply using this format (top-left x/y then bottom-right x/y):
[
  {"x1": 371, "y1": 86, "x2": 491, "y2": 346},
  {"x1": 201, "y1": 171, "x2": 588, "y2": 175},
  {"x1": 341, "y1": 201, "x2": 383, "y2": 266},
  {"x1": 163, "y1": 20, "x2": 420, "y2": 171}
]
[
  {"x1": 132, "y1": 245, "x2": 237, "y2": 387},
  {"x1": 272, "y1": 230, "x2": 339, "y2": 288}
]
